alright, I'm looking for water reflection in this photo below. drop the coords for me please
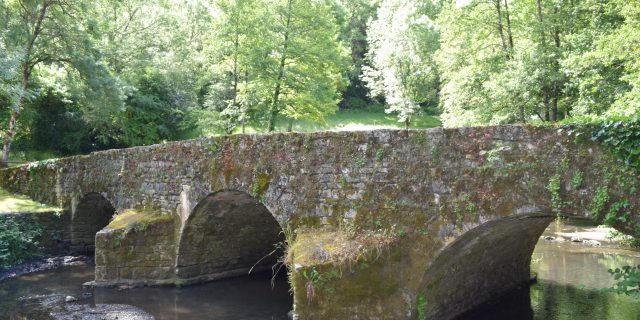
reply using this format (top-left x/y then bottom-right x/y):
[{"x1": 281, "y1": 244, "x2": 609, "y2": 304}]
[
  {"x1": 0, "y1": 266, "x2": 291, "y2": 320},
  {"x1": 459, "y1": 218, "x2": 640, "y2": 320}
]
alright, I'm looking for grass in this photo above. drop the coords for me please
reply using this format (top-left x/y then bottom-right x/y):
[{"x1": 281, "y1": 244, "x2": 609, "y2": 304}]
[
  {"x1": 0, "y1": 188, "x2": 62, "y2": 214},
  {"x1": 235, "y1": 109, "x2": 442, "y2": 134}
]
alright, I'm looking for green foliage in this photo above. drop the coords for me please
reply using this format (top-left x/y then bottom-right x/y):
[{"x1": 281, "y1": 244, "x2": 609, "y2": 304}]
[
  {"x1": 608, "y1": 265, "x2": 640, "y2": 298},
  {"x1": 605, "y1": 200, "x2": 632, "y2": 226},
  {"x1": 572, "y1": 171, "x2": 584, "y2": 189},
  {"x1": 590, "y1": 186, "x2": 610, "y2": 218},
  {"x1": 363, "y1": 0, "x2": 440, "y2": 126},
  {"x1": 547, "y1": 174, "x2": 562, "y2": 211},
  {"x1": 592, "y1": 117, "x2": 640, "y2": 173},
  {"x1": 417, "y1": 293, "x2": 427, "y2": 320},
  {"x1": 0, "y1": 216, "x2": 43, "y2": 268},
  {"x1": 479, "y1": 143, "x2": 506, "y2": 170},
  {"x1": 607, "y1": 230, "x2": 640, "y2": 248},
  {"x1": 118, "y1": 71, "x2": 186, "y2": 146},
  {"x1": 436, "y1": 0, "x2": 637, "y2": 127}
]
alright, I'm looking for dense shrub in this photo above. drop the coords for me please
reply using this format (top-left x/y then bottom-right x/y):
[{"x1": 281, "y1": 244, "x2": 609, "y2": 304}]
[{"x1": 0, "y1": 216, "x2": 43, "y2": 268}]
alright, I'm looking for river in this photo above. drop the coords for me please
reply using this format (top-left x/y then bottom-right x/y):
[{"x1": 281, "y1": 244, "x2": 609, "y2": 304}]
[{"x1": 1, "y1": 218, "x2": 639, "y2": 319}]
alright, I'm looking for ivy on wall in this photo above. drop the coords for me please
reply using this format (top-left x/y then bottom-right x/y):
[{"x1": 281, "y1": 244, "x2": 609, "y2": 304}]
[{"x1": 592, "y1": 117, "x2": 640, "y2": 173}]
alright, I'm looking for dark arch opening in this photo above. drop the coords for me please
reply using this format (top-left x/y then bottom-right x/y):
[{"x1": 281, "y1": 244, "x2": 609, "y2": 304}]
[
  {"x1": 176, "y1": 190, "x2": 285, "y2": 284},
  {"x1": 420, "y1": 214, "x2": 554, "y2": 320},
  {"x1": 71, "y1": 193, "x2": 116, "y2": 254}
]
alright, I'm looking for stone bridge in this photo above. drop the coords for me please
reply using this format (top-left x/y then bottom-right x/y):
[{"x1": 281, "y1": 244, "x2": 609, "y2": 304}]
[{"x1": 1, "y1": 125, "x2": 638, "y2": 319}]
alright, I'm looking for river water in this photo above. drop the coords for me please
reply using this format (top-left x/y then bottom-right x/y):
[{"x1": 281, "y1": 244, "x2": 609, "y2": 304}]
[
  {"x1": 460, "y1": 218, "x2": 640, "y2": 320},
  {"x1": 1, "y1": 218, "x2": 639, "y2": 319}
]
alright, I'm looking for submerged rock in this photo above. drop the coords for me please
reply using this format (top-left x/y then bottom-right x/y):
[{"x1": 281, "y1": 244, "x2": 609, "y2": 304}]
[
  {"x1": 52, "y1": 304, "x2": 154, "y2": 320},
  {"x1": 544, "y1": 236, "x2": 555, "y2": 241},
  {"x1": 15, "y1": 294, "x2": 154, "y2": 320},
  {"x1": 583, "y1": 240, "x2": 602, "y2": 247}
]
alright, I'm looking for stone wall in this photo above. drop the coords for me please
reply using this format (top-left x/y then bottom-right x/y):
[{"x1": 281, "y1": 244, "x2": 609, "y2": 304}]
[
  {"x1": 94, "y1": 211, "x2": 177, "y2": 286},
  {"x1": 1, "y1": 125, "x2": 638, "y2": 319}
]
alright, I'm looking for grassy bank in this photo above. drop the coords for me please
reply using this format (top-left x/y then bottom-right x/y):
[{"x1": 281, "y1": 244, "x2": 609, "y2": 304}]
[
  {"x1": 234, "y1": 109, "x2": 442, "y2": 134},
  {"x1": 0, "y1": 189, "x2": 61, "y2": 214}
]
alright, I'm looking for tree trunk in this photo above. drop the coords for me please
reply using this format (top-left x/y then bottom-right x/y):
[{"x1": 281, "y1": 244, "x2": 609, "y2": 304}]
[
  {"x1": 232, "y1": 31, "x2": 239, "y2": 108},
  {"x1": 503, "y1": 0, "x2": 514, "y2": 54},
  {"x1": 1, "y1": 94, "x2": 25, "y2": 167},
  {"x1": 268, "y1": 0, "x2": 293, "y2": 132},
  {"x1": 494, "y1": 0, "x2": 508, "y2": 57},
  {"x1": 543, "y1": 91, "x2": 550, "y2": 122},
  {"x1": 537, "y1": 0, "x2": 550, "y2": 122},
  {"x1": 536, "y1": 0, "x2": 547, "y2": 46},
  {"x1": 551, "y1": 8, "x2": 561, "y2": 122},
  {"x1": 242, "y1": 66, "x2": 248, "y2": 135},
  {"x1": 287, "y1": 119, "x2": 293, "y2": 132},
  {"x1": 1, "y1": 1, "x2": 49, "y2": 166}
]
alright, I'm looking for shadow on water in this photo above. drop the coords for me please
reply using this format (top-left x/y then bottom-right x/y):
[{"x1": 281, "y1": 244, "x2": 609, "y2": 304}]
[
  {"x1": 0, "y1": 265, "x2": 292, "y2": 320},
  {"x1": 458, "y1": 218, "x2": 640, "y2": 320}
]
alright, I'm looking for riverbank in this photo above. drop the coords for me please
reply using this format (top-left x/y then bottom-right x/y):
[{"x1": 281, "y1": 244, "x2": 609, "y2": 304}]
[{"x1": 0, "y1": 255, "x2": 91, "y2": 282}]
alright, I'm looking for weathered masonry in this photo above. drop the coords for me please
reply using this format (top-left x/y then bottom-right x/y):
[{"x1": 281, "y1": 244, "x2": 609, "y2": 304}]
[{"x1": 1, "y1": 125, "x2": 638, "y2": 319}]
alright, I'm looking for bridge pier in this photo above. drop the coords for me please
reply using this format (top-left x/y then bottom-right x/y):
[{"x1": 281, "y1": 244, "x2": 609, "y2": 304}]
[{"x1": 288, "y1": 214, "x2": 554, "y2": 320}]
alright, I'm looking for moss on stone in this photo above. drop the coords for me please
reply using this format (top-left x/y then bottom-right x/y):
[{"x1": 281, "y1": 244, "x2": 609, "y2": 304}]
[
  {"x1": 0, "y1": 188, "x2": 62, "y2": 214},
  {"x1": 106, "y1": 208, "x2": 172, "y2": 230}
]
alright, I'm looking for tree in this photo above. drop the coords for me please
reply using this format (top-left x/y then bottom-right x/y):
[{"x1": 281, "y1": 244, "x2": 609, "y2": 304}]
[
  {"x1": 0, "y1": 0, "x2": 119, "y2": 166},
  {"x1": 264, "y1": 0, "x2": 348, "y2": 132},
  {"x1": 332, "y1": 0, "x2": 380, "y2": 109},
  {"x1": 202, "y1": 0, "x2": 263, "y2": 134},
  {"x1": 363, "y1": 0, "x2": 440, "y2": 128}
]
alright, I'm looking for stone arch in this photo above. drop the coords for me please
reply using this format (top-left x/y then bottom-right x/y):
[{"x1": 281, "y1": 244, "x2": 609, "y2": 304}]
[
  {"x1": 71, "y1": 192, "x2": 116, "y2": 253},
  {"x1": 175, "y1": 190, "x2": 284, "y2": 283},
  {"x1": 420, "y1": 213, "x2": 555, "y2": 320}
]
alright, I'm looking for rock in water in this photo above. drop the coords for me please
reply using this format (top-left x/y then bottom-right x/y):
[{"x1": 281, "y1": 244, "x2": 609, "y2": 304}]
[
  {"x1": 15, "y1": 294, "x2": 154, "y2": 320},
  {"x1": 52, "y1": 304, "x2": 155, "y2": 320},
  {"x1": 571, "y1": 237, "x2": 583, "y2": 242},
  {"x1": 64, "y1": 296, "x2": 77, "y2": 303},
  {"x1": 584, "y1": 240, "x2": 602, "y2": 247}
]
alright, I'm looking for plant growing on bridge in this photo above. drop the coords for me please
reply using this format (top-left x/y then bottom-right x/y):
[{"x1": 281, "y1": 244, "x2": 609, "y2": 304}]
[
  {"x1": 547, "y1": 174, "x2": 562, "y2": 211},
  {"x1": 572, "y1": 170, "x2": 583, "y2": 189},
  {"x1": 592, "y1": 117, "x2": 640, "y2": 173},
  {"x1": 416, "y1": 293, "x2": 428, "y2": 320}
]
